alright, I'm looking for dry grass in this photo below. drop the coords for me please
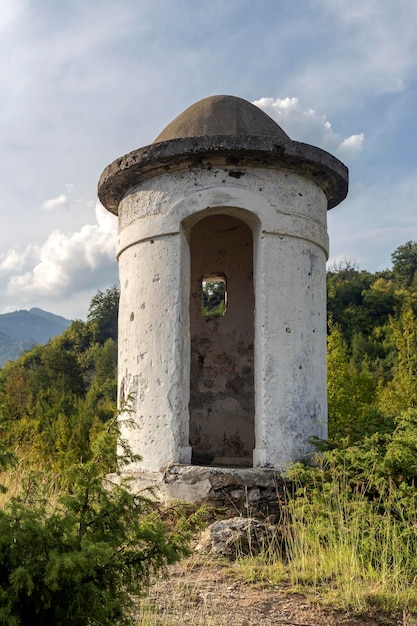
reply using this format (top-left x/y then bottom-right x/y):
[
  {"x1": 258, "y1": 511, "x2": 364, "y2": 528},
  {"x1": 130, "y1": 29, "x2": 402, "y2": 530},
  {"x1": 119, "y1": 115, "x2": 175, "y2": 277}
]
[
  {"x1": 232, "y1": 477, "x2": 417, "y2": 617},
  {"x1": 136, "y1": 554, "x2": 222, "y2": 626},
  {"x1": 2, "y1": 463, "x2": 416, "y2": 624},
  {"x1": 135, "y1": 551, "x2": 417, "y2": 626},
  {"x1": 0, "y1": 463, "x2": 62, "y2": 510}
]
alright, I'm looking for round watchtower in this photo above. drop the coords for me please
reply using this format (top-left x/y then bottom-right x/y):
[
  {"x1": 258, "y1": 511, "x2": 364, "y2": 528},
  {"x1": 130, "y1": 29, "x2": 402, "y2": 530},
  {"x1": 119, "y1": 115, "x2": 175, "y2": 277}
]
[{"x1": 98, "y1": 95, "x2": 348, "y2": 480}]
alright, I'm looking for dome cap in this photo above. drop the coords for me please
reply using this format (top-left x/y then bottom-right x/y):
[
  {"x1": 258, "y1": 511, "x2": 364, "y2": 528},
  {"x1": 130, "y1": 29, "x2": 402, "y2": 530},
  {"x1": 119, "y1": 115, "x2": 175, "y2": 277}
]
[
  {"x1": 98, "y1": 95, "x2": 348, "y2": 214},
  {"x1": 154, "y1": 95, "x2": 290, "y2": 142}
]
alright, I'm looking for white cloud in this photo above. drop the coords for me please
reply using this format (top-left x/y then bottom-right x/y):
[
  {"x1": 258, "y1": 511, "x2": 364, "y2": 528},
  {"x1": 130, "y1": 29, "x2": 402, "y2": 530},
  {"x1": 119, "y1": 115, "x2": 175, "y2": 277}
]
[
  {"x1": 41, "y1": 184, "x2": 76, "y2": 211},
  {"x1": 0, "y1": 0, "x2": 28, "y2": 34},
  {"x1": 253, "y1": 97, "x2": 364, "y2": 161},
  {"x1": 42, "y1": 194, "x2": 70, "y2": 211},
  {"x1": 0, "y1": 246, "x2": 35, "y2": 274},
  {"x1": 0, "y1": 203, "x2": 117, "y2": 317},
  {"x1": 337, "y1": 134, "x2": 364, "y2": 160}
]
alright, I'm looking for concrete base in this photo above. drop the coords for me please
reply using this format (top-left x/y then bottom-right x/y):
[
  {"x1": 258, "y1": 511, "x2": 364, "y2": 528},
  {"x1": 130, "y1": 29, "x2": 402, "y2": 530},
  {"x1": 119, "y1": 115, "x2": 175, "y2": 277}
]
[{"x1": 108, "y1": 464, "x2": 284, "y2": 518}]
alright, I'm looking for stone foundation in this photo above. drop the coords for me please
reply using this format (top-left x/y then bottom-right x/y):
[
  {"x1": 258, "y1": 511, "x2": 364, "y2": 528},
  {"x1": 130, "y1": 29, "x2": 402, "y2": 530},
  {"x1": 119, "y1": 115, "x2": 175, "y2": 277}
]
[{"x1": 109, "y1": 465, "x2": 285, "y2": 518}]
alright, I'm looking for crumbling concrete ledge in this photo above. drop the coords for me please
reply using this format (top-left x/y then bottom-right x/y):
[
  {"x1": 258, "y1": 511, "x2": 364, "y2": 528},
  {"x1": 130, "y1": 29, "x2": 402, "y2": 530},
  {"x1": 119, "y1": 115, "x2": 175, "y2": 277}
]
[{"x1": 108, "y1": 465, "x2": 284, "y2": 517}]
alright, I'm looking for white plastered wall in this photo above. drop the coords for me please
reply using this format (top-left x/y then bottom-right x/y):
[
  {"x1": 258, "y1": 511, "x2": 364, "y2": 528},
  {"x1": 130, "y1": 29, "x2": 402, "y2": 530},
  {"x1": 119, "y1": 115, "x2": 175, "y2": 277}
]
[{"x1": 116, "y1": 166, "x2": 328, "y2": 471}]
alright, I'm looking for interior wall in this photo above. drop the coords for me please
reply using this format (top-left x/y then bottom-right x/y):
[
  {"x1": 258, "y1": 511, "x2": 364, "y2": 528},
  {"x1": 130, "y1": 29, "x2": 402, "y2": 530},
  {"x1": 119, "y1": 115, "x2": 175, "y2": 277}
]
[{"x1": 189, "y1": 213, "x2": 255, "y2": 467}]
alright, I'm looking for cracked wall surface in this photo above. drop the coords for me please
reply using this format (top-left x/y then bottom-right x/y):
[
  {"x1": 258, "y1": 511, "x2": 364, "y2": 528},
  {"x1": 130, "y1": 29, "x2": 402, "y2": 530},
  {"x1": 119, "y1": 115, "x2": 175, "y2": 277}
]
[{"x1": 115, "y1": 167, "x2": 328, "y2": 471}]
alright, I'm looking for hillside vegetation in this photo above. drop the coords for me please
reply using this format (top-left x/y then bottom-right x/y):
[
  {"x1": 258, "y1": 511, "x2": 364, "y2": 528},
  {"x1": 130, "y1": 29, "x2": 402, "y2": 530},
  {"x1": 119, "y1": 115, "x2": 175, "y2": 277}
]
[
  {"x1": 0, "y1": 286, "x2": 199, "y2": 625},
  {"x1": 0, "y1": 287, "x2": 119, "y2": 473},
  {"x1": 1, "y1": 242, "x2": 417, "y2": 623}
]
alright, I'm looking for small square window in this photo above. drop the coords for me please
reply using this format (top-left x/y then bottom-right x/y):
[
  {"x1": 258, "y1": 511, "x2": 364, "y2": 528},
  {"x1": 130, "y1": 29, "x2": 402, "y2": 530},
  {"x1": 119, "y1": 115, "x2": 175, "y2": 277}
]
[{"x1": 201, "y1": 275, "x2": 227, "y2": 317}]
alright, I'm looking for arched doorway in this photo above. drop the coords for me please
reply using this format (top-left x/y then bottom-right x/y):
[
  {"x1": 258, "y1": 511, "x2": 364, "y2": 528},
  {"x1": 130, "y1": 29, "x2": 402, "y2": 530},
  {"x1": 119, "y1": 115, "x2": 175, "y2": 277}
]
[{"x1": 189, "y1": 213, "x2": 255, "y2": 467}]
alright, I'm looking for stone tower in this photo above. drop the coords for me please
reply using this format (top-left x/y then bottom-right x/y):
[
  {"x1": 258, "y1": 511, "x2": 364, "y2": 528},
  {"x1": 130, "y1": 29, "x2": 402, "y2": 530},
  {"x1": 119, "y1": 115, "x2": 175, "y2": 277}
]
[{"x1": 98, "y1": 95, "x2": 348, "y2": 501}]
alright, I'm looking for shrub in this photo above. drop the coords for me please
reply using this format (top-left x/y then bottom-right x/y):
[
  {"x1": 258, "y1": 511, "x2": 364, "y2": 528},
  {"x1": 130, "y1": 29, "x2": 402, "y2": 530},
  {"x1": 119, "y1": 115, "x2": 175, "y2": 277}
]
[{"x1": 0, "y1": 421, "x2": 194, "y2": 626}]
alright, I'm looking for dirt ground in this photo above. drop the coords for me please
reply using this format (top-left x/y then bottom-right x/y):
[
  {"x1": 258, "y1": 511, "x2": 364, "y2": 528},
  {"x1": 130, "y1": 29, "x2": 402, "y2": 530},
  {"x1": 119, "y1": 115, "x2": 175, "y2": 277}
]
[{"x1": 137, "y1": 557, "x2": 416, "y2": 626}]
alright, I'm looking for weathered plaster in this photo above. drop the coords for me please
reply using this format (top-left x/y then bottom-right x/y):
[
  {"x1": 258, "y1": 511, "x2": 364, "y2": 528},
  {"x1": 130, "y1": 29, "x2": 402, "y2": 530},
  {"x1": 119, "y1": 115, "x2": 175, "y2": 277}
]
[
  {"x1": 98, "y1": 95, "x2": 348, "y2": 486},
  {"x1": 115, "y1": 167, "x2": 329, "y2": 472},
  {"x1": 117, "y1": 232, "x2": 191, "y2": 470}
]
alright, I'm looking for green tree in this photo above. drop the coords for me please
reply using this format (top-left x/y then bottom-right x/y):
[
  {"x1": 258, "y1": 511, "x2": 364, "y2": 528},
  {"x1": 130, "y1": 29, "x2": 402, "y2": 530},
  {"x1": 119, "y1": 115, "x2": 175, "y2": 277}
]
[
  {"x1": 327, "y1": 324, "x2": 381, "y2": 445},
  {"x1": 202, "y1": 279, "x2": 226, "y2": 317},
  {"x1": 378, "y1": 303, "x2": 417, "y2": 416},
  {"x1": 0, "y1": 421, "x2": 196, "y2": 626},
  {"x1": 384, "y1": 408, "x2": 417, "y2": 482},
  {"x1": 361, "y1": 276, "x2": 398, "y2": 325},
  {"x1": 87, "y1": 285, "x2": 119, "y2": 344},
  {"x1": 0, "y1": 287, "x2": 120, "y2": 472},
  {"x1": 327, "y1": 265, "x2": 375, "y2": 342},
  {"x1": 391, "y1": 240, "x2": 417, "y2": 287}
]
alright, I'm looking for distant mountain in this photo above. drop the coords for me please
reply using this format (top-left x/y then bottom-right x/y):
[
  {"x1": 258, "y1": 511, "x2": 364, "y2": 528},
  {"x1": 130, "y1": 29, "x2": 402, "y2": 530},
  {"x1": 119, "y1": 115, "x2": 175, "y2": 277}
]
[{"x1": 0, "y1": 308, "x2": 72, "y2": 367}]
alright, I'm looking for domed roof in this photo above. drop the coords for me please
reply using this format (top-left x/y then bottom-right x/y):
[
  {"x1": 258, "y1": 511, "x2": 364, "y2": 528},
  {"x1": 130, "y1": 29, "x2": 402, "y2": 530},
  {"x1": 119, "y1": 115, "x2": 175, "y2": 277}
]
[
  {"x1": 154, "y1": 95, "x2": 290, "y2": 143},
  {"x1": 98, "y1": 95, "x2": 348, "y2": 215}
]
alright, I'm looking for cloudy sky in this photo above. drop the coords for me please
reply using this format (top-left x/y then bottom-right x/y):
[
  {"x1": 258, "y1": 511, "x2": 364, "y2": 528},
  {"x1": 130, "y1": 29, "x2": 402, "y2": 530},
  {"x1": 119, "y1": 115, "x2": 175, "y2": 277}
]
[{"x1": 1, "y1": 0, "x2": 416, "y2": 319}]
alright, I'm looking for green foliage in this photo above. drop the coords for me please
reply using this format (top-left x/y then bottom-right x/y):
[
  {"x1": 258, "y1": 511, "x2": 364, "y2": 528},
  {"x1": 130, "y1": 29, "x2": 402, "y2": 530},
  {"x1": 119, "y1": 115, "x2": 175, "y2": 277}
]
[
  {"x1": 0, "y1": 420, "x2": 195, "y2": 626},
  {"x1": 378, "y1": 303, "x2": 417, "y2": 417},
  {"x1": 327, "y1": 264, "x2": 377, "y2": 342},
  {"x1": 280, "y1": 456, "x2": 417, "y2": 613},
  {"x1": 391, "y1": 240, "x2": 417, "y2": 287},
  {"x1": 0, "y1": 288, "x2": 119, "y2": 472},
  {"x1": 280, "y1": 245, "x2": 417, "y2": 612},
  {"x1": 87, "y1": 285, "x2": 119, "y2": 344},
  {"x1": 236, "y1": 429, "x2": 417, "y2": 615},
  {"x1": 384, "y1": 408, "x2": 417, "y2": 482},
  {"x1": 0, "y1": 285, "x2": 204, "y2": 624},
  {"x1": 201, "y1": 279, "x2": 226, "y2": 317},
  {"x1": 325, "y1": 246, "x2": 417, "y2": 453},
  {"x1": 327, "y1": 324, "x2": 386, "y2": 445}
]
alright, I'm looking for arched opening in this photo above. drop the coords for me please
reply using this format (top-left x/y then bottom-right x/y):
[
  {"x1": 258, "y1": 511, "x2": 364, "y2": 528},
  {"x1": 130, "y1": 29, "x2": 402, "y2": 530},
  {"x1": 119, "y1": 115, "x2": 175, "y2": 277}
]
[{"x1": 189, "y1": 213, "x2": 255, "y2": 467}]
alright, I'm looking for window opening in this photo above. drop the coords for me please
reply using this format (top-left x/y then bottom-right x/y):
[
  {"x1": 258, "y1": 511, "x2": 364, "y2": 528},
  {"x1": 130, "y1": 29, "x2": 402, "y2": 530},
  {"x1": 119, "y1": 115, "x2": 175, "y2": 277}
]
[{"x1": 201, "y1": 274, "x2": 227, "y2": 317}]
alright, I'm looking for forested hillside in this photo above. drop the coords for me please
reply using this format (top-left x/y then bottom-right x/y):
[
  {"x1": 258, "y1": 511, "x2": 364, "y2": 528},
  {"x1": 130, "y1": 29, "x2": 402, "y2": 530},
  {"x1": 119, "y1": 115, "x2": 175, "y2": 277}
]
[
  {"x1": 1, "y1": 243, "x2": 417, "y2": 623},
  {"x1": 1, "y1": 242, "x2": 417, "y2": 470},
  {"x1": 0, "y1": 286, "x2": 194, "y2": 625},
  {"x1": 0, "y1": 286, "x2": 119, "y2": 472},
  {"x1": 326, "y1": 240, "x2": 417, "y2": 446}
]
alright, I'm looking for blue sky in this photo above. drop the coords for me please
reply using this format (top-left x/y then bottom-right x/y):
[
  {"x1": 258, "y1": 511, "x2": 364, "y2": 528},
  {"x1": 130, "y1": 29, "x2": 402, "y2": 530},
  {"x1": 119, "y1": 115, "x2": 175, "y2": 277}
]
[{"x1": 1, "y1": 0, "x2": 416, "y2": 318}]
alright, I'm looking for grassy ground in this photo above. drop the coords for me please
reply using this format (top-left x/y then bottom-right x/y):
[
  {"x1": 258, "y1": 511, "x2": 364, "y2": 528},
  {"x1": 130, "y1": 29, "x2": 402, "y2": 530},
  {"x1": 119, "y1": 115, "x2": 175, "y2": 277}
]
[
  {"x1": 2, "y1": 463, "x2": 416, "y2": 625},
  {"x1": 137, "y1": 467, "x2": 417, "y2": 625},
  {"x1": 136, "y1": 552, "x2": 417, "y2": 626}
]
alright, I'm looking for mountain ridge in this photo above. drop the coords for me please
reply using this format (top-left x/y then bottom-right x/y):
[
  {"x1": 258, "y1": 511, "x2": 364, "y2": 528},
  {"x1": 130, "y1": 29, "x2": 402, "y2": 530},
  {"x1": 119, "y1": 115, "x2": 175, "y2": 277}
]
[{"x1": 0, "y1": 308, "x2": 72, "y2": 366}]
